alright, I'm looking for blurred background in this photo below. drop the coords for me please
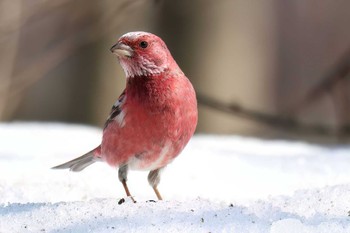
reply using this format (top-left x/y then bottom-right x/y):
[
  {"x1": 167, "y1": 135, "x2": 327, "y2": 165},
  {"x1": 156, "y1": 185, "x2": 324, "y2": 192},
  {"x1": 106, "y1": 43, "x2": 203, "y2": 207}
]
[{"x1": 1, "y1": 0, "x2": 350, "y2": 142}]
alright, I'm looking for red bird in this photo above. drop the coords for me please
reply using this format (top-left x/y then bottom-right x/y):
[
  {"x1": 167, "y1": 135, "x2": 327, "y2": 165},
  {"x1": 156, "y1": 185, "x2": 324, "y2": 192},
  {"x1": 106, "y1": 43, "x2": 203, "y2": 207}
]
[{"x1": 53, "y1": 32, "x2": 198, "y2": 202}]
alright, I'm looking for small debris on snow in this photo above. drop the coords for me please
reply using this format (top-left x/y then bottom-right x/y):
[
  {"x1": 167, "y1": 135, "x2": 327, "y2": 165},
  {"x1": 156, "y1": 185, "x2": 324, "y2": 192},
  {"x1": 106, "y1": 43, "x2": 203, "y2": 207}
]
[{"x1": 118, "y1": 198, "x2": 125, "y2": 205}]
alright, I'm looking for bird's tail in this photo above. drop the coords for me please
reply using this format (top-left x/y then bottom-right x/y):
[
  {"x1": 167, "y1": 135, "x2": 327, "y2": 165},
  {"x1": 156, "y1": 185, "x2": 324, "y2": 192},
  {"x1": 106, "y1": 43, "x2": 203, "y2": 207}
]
[{"x1": 52, "y1": 146, "x2": 100, "y2": 172}]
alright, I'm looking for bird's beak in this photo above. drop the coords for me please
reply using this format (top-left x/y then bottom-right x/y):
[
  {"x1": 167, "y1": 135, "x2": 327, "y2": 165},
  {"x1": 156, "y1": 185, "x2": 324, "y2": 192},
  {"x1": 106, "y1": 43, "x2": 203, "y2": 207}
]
[{"x1": 110, "y1": 42, "x2": 133, "y2": 58}]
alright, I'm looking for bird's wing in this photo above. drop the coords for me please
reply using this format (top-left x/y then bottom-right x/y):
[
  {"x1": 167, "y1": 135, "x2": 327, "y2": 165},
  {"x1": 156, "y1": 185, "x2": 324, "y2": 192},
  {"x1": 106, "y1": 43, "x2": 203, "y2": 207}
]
[{"x1": 104, "y1": 90, "x2": 126, "y2": 130}]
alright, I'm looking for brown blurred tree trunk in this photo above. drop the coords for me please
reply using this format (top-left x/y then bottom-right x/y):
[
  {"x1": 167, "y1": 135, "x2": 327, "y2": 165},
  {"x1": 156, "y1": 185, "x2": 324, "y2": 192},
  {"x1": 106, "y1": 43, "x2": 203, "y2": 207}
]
[{"x1": 0, "y1": 0, "x2": 22, "y2": 119}]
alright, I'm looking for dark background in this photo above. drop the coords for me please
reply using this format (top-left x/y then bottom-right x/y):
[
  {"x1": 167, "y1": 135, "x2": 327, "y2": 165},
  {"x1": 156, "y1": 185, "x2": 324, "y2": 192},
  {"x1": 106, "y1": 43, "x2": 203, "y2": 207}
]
[{"x1": 1, "y1": 0, "x2": 350, "y2": 142}]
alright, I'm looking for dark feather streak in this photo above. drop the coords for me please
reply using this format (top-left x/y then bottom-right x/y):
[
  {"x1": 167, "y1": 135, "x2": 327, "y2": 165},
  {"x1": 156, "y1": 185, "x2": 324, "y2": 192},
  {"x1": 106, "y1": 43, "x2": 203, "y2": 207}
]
[{"x1": 104, "y1": 91, "x2": 125, "y2": 129}]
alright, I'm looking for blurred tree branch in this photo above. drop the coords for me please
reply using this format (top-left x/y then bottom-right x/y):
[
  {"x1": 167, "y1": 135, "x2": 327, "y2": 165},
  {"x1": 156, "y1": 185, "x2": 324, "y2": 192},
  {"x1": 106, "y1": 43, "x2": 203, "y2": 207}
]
[
  {"x1": 290, "y1": 48, "x2": 350, "y2": 114},
  {"x1": 198, "y1": 45, "x2": 350, "y2": 138},
  {"x1": 198, "y1": 93, "x2": 350, "y2": 137},
  {"x1": 0, "y1": 0, "x2": 143, "y2": 97},
  {"x1": 0, "y1": 0, "x2": 146, "y2": 121}
]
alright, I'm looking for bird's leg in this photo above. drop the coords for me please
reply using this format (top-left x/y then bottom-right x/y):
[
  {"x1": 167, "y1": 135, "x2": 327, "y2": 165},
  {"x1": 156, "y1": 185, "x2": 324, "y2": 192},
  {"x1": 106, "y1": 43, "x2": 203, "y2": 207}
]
[
  {"x1": 118, "y1": 165, "x2": 136, "y2": 203},
  {"x1": 153, "y1": 186, "x2": 162, "y2": 201},
  {"x1": 148, "y1": 168, "x2": 164, "y2": 201}
]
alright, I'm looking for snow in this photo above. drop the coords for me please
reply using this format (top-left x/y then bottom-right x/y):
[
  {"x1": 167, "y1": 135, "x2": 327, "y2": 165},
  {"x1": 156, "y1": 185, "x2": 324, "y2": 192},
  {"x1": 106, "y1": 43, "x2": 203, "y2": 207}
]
[{"x1": 1, "y1": 122, "x2": 350, "y2": 232}]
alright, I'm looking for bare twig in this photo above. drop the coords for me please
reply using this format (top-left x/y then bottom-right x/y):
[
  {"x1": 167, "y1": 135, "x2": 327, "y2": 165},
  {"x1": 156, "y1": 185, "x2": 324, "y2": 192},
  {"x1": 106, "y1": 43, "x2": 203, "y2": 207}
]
[
  {"x1": 0, "y1": 0, "x2": 144, "y2": 98},
  {"x1": 197, "y1": 93, "x2": 350, "y2": 137},
  {"x1": 290, "y1": 48, "x2": 350, "y2": 114}
]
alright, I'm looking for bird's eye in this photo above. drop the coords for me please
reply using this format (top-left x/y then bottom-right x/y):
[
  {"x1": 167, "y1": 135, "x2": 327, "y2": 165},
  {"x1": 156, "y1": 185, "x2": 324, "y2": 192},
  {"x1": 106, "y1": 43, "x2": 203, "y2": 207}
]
[{"x1": 139, "y1": 41, "x2": 148, "y2": 49}]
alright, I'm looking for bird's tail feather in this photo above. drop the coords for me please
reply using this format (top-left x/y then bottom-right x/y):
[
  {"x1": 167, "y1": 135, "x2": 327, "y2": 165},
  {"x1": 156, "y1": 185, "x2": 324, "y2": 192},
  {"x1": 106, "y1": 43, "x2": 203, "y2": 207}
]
[{"x1": 52, "y1": 147, "x2": 99, "y2": 172}]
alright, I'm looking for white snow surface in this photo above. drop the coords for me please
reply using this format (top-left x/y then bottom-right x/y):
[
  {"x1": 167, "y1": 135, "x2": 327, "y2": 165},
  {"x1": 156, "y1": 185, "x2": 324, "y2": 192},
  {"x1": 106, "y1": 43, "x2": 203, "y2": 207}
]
[{"x1": 1, "y1": 122, "x2": 350, "y2": 232}]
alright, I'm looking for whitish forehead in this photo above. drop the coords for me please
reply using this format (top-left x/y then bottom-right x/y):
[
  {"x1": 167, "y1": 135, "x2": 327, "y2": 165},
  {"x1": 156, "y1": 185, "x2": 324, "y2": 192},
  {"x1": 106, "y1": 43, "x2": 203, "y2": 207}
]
[{"x1": 120, "y1": 31, "x2": 152, "y2": 40}]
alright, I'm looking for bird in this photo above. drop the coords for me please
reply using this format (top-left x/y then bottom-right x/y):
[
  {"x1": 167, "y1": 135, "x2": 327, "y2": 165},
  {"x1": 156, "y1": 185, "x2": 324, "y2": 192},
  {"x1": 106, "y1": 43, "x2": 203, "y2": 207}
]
[{"x1": 52, "y1": 31, "x2": 198, "y2": 202}]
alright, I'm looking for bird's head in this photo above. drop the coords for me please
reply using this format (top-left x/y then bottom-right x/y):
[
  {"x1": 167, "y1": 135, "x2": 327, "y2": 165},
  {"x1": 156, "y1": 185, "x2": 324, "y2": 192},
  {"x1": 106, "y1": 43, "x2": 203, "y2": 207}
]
[{"x1": 111, "y1": 31, "x2": 175, "y2": 78}]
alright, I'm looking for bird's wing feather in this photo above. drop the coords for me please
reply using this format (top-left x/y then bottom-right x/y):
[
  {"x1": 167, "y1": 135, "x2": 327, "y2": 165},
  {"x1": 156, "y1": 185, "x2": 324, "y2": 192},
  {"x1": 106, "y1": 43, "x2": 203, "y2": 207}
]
[{"x1": 104, "y1": 90, "x2": 126, "y2": 129}]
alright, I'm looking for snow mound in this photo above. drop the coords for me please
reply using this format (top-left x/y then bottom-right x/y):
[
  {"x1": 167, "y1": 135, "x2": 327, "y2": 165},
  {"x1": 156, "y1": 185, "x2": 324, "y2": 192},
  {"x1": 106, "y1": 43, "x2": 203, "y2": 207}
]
[{"x1": 1, "y1": 122, "x2": 350, "y2": 232}]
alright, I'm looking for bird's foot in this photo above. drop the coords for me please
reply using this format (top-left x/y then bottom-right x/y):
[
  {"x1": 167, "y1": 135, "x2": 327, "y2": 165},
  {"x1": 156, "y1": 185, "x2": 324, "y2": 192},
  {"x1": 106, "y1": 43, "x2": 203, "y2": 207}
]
[{"x1": 129, "y1": 196, "x2": 137, "y2": 203}]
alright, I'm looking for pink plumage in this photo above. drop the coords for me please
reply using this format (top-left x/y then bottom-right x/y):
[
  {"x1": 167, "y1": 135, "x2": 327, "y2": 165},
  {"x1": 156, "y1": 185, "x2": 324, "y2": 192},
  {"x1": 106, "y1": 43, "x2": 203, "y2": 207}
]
[{"x1": 53, "y1": 31, "x2": 198, "y2": 201}]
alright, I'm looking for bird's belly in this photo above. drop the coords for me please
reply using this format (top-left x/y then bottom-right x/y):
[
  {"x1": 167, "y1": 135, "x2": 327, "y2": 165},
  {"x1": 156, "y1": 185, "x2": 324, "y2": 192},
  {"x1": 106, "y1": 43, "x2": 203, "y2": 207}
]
[
  {"x1": 127, "y1": 141, "x2": 174, "y2": 170},
  {"x1": 101, "y1": 122, "x2": 179, "y2": 170}
]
